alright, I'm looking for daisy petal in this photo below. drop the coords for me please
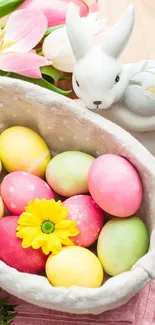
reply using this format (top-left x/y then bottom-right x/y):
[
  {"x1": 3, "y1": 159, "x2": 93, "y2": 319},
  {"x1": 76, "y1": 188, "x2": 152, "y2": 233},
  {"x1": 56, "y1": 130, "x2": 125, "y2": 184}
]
[
  {"x1": 16, "y1": 232, "x2": 23, "y2": 239},
  {"x1": 25, "y1": 199, "x2": 43, "y2": 219},
  {"x1": 18, "y1": 213, "x2": 41, "y2": 226},
  {"x1": 47, "y1": 234, "x2": 62, "y2": 255},
  {"x1": 38, "y1": 199, "x2": 56, "y2": 221},
  {"x1": 4, "y1": 9, "x2": 47, "y2": 53},
  {"x1": 21, "y1": 239, "x2": 32, "y2": 248},
  {"x1": 57, "y1": 208, "x2": 69, "y2": 221},
  {"x1": 54, "y1": 229, "x2": 71, "y2": 239},
  {"x1": 42, "y1": 200, "x2": 68, "y2": 223},
  {"x1": 42, "y1": 244, "x2": 50, "y2": 255},
  {"x1": 17, "y1": 226, "x2": 40, "y2": 240},
  {"x1": 0, "y1": 53, "x2": 51, "y2": 78},
  {"x1": 32, "y1": 234, "x2": 47, "y2": 249},
  {"x1": 61, "y1": 237, "x2": 74, "y2": 246},
  {"x1": 55, "y1": 220, "x2": 77, "y2": 229},
  {"x1": 69, "y1": 227, "x2": 80, "y2": 237}
]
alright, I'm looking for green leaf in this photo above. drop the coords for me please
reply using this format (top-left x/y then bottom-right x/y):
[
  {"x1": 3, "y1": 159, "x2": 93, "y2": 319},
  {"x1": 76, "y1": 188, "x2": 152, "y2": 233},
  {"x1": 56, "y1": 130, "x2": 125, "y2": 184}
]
[
  {"x1": 3, "y1": 322, "x2": 10, "y2": 325},
  {"x1": 0, "y1": 70, "x2": 7, "y2": 76},
  {"x1": 41, "y1": 66, "x2": 63, "y2": 83},
  {"x1": 0, "y1": 0, "x2": 25, "y2": 18},
  {"x1": 0, "y1": 70, "x2": 72, "y2": 95},
  {"x1": 0, "y1": 309, "x2": 7, "y2": 316},
  {"x1": 32, "y1": 77, "x2": 72, "y2": 95},
  {"x1": 36, "y1": 48, "x2": 42, "y2": 54},
  {"x1": 0, "y1": 300, "x2": 5, "y2": 307},
  {"x1": 4, "y1": 305, "x2": 15, "y2": 312},
  {"x1": 4, "y1": 312, "x2": 17, "y2": 320}
]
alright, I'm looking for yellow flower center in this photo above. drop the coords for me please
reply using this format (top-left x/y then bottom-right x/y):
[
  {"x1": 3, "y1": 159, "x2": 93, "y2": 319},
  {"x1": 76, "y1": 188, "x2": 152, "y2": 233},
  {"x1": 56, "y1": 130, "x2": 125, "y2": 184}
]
[{"x1": 41, "y1": 220, "x2": 55, "y2": 234}]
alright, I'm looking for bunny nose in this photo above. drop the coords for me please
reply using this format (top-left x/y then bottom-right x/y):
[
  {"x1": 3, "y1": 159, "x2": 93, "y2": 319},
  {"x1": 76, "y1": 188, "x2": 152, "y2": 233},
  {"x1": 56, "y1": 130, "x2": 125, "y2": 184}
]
[{"x1": 93, "y1": 101, "x2": 102, "y2": 106}]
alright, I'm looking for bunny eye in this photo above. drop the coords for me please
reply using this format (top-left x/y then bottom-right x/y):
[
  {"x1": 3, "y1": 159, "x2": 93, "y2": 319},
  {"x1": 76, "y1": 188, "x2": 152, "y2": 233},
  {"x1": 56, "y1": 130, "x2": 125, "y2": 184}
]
[
  {"x1": 76, "y1": 80, "x2": 80, "y2": 87},
  {"x1": 115, "y1": 75, "x2": 120, "y2": 83}
]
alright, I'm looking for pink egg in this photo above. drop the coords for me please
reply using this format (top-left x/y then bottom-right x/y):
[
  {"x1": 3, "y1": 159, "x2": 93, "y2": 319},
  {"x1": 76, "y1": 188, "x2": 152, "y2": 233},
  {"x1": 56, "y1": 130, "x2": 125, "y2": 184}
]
[
  {"x1": 88, "y1": 154, "x2": 143, "y2": 217},
  {"x1": 1, "y1": 171, "x2": 54, "y2": 215},
  {"x1": 0, "y1": 216, "x2": 47, "y2": 273},
  {"x1": 63, "y1": 195, "x2": 104, "y2": 247}
]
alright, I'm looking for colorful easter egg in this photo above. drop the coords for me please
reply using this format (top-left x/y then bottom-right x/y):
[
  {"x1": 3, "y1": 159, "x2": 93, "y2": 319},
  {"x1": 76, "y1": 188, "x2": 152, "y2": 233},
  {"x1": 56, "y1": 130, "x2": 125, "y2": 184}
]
[
  {"x1": 46, "y1": 151, "x2": 95, "y2": 197},
  {"x1": 0, "y1": 216, "x2": 47, "y2": 273},
  {"x1": 88, "y1": 154, "x2": 142, "y2": 217},
  {"x1": 1, "y1": 171, "x2": 54, "y2": 215},
  {"x1": 0, "y1": 196, "x2": 4, "y2": 218},
  {"x1": 63, "y1": 195, "x2": 104, "y2": 247},
  {"x1": 97, "y1": 217, "x2": 149, "y2": 276},
  {"x1": 0, "y1": 126, "x2": 51, "y2": 177},
  {"x1": 46, "y1": 246, "x2": 104, "y2": 288}
]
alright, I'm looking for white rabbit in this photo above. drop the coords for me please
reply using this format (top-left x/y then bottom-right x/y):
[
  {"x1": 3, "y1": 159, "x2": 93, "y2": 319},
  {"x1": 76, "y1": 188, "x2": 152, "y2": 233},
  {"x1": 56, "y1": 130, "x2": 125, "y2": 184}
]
[
  {"x1": 66, "y1": 3, "x2": 155, "y2": 156},
  {"x1": 66, "y1": 3, "x2": 135, "y2": 110}
]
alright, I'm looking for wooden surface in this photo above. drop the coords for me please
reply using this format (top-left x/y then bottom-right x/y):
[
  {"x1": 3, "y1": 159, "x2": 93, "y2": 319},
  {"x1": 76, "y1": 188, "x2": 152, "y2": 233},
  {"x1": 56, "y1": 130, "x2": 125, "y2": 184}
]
[{"x1": 98, "y1": 0, "x2": 155, "y2": 63}]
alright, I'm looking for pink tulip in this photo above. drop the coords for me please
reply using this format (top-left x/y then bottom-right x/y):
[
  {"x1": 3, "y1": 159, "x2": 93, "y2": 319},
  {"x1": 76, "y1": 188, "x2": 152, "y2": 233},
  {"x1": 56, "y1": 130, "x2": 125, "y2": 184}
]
[
  {"x1": 20, "y1": 0, "x2": 89, "y2": 27},
  {"x1": 0, "y1": 9, "x2": 50, "y2": 78}
]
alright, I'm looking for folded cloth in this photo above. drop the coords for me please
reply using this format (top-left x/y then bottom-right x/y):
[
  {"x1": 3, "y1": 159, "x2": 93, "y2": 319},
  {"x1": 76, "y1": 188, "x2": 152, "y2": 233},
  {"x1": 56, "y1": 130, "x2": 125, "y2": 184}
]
[{"x1": 0, "y1": 281, "x2": 155, "y2": 325}]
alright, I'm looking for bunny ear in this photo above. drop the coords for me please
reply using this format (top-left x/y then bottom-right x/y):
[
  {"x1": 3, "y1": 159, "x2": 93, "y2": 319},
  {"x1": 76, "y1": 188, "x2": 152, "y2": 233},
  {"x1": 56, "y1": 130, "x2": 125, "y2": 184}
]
[
  {"x1": 102, "y1": 4, "x2": 135, "y2": 58},
  {"x1": 66, "y1": 2, "x2": 92, "y2": 61}
]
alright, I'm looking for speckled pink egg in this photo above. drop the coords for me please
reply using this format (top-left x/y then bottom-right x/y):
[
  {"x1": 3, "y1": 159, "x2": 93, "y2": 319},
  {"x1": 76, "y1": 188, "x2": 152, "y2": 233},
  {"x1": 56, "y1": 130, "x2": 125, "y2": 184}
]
[
  {"x1": 1, "y1": 171, "x2": 54, "y2": 215},
  {"x1": 0, "y1": 216, "x2": 47, "y2": 273},
  {"x1": 63, "y1": 195, "x2": 104, "y2": 247},
  {"x1": 88, "y1": 154, "x2": 143, "y2": 217}
]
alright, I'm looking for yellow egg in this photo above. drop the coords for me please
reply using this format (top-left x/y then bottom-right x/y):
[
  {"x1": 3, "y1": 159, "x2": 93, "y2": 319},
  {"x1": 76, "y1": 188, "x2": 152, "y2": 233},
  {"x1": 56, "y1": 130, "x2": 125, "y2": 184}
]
[
  {"x1": 46, "y1": 246, "x2": 104, "y2": 288},
  {"x1": 0, "y1": 126, "x2": 51, "y2": 178},
  {"x1": 0, "y1": 197, "x2": 4, "y2": 218},
  {"x1": 0, "y1": 160, "x2": 2, "y2": 174}
]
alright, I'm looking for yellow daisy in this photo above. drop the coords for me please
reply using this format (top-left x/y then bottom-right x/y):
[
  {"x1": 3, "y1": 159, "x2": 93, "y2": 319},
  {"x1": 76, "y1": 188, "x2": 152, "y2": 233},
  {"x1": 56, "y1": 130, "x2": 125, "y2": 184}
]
[{"x1": 16, "y1": 198, "x2": 80, "y2": 255}]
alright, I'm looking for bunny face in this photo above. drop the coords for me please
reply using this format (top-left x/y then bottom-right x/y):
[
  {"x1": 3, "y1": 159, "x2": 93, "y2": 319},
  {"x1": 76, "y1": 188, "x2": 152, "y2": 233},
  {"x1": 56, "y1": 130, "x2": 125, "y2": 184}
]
[
  {"x1": 66, "y1": 3, "x2": 135, "y2": 110},
  {"x1": 72, "y1": 47, "x2": 128, "y2": 110}
]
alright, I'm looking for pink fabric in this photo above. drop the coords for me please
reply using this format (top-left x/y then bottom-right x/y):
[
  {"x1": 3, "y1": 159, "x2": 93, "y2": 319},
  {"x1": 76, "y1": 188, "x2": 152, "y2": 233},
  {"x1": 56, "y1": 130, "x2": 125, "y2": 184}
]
[{"x1": 0, "y1": 281, "x2": 155, "y2": 325}]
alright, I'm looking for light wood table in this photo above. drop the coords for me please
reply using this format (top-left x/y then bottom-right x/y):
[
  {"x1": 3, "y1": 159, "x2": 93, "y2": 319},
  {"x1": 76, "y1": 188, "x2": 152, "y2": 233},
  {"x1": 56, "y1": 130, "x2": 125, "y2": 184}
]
[{"x1": 98, "y1": 0, "x2": 155, "y2": 63}]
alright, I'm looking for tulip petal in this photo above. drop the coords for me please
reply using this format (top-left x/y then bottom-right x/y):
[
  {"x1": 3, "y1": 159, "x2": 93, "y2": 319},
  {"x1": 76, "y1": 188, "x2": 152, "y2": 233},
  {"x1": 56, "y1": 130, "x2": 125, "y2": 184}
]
[
  {"x1": 68, "y1": 0, "x2": 89, "y2": 16},
  {"x1": 0, "y1": 53, "x2": 51, "y2": 78},
  {"x1": 84, "y1": 0, "x2": 98, "y2": 12},
  {"x1": 29, "y1": 49, "x2": 36, "y2": 54},
  {"x1": 43, "y1": 26, "x2": 76, "y2": 73},
  {"x1": 20, "y1": 0, "x2": 89, "y2": 27},
  {"x1": 4, "y1": 9, "x2": 47, "y2": 53}
]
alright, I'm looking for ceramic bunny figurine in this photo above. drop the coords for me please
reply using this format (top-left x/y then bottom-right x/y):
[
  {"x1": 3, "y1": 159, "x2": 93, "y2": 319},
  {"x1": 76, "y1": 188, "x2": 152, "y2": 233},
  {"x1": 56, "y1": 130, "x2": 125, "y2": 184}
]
[{"x1": 66, "y1": 3, "x2": 155, "y2": 155}]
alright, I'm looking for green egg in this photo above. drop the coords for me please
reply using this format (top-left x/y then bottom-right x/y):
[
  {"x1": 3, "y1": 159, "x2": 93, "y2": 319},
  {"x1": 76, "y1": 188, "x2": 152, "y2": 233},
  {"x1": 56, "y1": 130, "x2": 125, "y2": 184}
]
[
  {"x1": 97, "y1": 217, "x2": 149, "y2": 276},
  {"x1": 46, "y1": 151, "x2": 95, "y2": 197}
]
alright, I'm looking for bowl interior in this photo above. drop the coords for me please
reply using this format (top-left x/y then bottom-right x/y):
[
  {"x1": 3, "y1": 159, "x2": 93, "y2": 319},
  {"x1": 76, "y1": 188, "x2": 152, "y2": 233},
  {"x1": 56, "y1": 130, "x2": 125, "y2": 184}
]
[{"x1": 0, "y1": 77, "x2": 155, "y2": 243}]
